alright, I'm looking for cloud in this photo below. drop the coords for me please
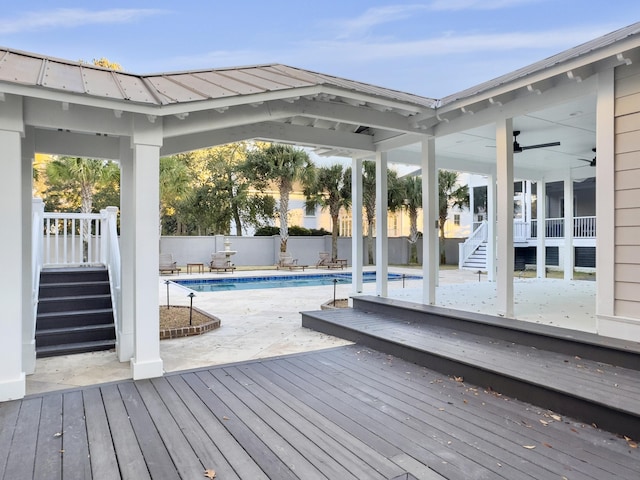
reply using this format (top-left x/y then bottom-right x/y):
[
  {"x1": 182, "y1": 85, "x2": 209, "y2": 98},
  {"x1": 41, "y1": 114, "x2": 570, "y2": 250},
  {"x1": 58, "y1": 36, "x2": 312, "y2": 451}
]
[
  {"x1": 0, "y1": 8, "x2": 166, "y2": 35},
  {"x1": 334, "y1": 5, "x2": 431, "y2": 39},
  {"x1": 428, "y1": 0, "x2": 547, "y2": 11}
]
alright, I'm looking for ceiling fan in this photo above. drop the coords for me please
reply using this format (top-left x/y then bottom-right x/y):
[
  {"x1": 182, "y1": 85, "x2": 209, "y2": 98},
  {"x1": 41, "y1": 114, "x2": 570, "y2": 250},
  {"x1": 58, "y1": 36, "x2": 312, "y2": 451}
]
[
  {"x1": 577, "y1": 148, "x2": 596, "y2": 167},
  {"x1": 512, "y1": 130, "x2": 560, "y2": 153}
]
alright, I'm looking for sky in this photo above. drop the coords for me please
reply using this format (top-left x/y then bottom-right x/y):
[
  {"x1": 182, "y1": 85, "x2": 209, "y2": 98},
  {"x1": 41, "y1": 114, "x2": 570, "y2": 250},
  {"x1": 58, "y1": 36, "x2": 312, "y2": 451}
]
[{"x1": 2, "y1": 1, "x2": 640, "y2": 100}]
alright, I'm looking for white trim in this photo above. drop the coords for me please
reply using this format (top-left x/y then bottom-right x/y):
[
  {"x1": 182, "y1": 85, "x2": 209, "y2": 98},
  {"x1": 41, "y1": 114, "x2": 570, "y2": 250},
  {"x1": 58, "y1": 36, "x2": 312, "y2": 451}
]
[
  {"x1": 351, "y1": 157, "x2": 364, "y2": 294},
  {"x1": 421, "y1": 137, "x2": 437, "y2": 304},
  {"x1": 375, "y1": 152, "x2": 389, "y2": 297}
]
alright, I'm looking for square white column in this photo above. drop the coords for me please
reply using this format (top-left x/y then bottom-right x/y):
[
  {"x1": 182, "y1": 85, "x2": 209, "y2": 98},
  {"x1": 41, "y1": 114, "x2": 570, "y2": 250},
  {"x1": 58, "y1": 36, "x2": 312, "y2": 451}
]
[
  {"x1": 536, "y1": 180, "x2": 547, "y2": 278},
  {"x1": 486, "y1": 170, "x2": 497, "y2": 282},
  {"x1": 0, "y1": 94, "x2": 26, "y2": 400},
  {"x1": 351, "y1": 157, "x2": 364, "y2": 295},
  {"x1": 375, "y1": 152, "x2": 388, "y2": 297},
  {"x1": 22, "y1": 128, "x2": 36, "y2": 375},
  {"x1": 421, "y1": 138, "x2": 437, "y2": 304},
  {"x1": 563, "y1": 171, "x2": 574, "y2": 280},
  {"x1": 118, "y1": 137, "x2": 134, "y2": 362},
  {"x1": 496, "y1": 118, "x2": 514, "y2": 318},
  {"x1": 130, "y1": 117, "x2": 163, "y2": 380}
]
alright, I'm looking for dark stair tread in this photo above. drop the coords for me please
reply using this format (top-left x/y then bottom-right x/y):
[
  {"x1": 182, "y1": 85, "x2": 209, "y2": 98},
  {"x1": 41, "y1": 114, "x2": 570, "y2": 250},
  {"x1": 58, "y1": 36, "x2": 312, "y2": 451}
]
[
  {"x1": 37, "y1": 308, "x2": 113, "y2": 319},
  {"x1": 38, "y1": 293, "x2": 112, "y2": 302},
  {"x1": 36, "y1": 323, "x2": 115, "y2": 335},
  {"x1": 36, "y1": 339, "x2": 116, "y2": 357},
  {"x1": 40, "y1": 280, "x2": 110, "y2": 287}
]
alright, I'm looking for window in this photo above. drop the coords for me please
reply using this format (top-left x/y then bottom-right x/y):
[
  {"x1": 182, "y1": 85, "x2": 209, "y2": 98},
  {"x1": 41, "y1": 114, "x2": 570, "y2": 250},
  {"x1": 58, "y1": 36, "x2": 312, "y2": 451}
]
[
  {"x1": 305, "y1": 204, "x2": 315, "y2": 216},
  {"x1": 340, "y1": 217, "x2": 352, "y2": 237},
  {"x1": 454, "y1": 214, "x2": 460, "y2": 226}
]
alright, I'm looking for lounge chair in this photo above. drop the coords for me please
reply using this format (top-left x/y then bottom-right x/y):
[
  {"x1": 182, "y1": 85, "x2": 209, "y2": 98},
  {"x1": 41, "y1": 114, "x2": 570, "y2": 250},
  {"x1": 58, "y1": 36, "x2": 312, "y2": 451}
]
[
  {"x1": 159, "y1": 253, "x2": 180, "y2": 275},
  {"x1": 315, "y1": 252, "x2": 345, "y2": 270},
  {"x1": 277, "y1": 252, "x2": 307, "y2": 271},
  {"x1": 209, "y1": 252, "x2": 236, "y2": 273}
]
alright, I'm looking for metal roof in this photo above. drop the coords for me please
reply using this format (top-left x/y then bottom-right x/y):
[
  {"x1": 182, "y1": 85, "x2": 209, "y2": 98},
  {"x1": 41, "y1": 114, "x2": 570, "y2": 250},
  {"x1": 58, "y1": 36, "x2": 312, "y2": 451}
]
[
  {"x1": 440, "y1": 20, "x2": 640, "y2": 106},
  {"x1": 0, "y1": 48, "x2": 437, "y2": 109}
]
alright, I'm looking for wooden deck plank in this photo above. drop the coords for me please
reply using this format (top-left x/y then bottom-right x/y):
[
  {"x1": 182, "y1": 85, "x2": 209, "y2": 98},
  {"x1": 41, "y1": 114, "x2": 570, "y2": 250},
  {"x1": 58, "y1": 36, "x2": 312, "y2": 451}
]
[
  {"x1": 134, "y1": 380, "x2": 206, "y2": 479},
  {"x1": 117, "y1": 382, "x2": 180, "y2": 479},
  {"x1": 33, "y1": 393, "x2": 63, "y2": 480},
  {"x1": 83, "y1": 388, "x2": 120, "y2": 480},
  {"x1": 3, "y1": 398, "x2": 41, "y2": 480},
  {"x1": 181, "y1": 372, "x2": 296, "y2": 480},
  {"x1": 0, "y1": 400, "x2": 22, "y2": 475},
  {"x1": 314, "y1": 348, "x2": 630, "y2": 480},
  {"x1": 61, "y1": 391, "x2": 91, "y2": 480},
  {"x1": 212, "y1": 366, "x2": 368, "y2": 480},
  {"x1": 150, "y1": 377, "x2": 242, "y2": 480},
  {"x1": 195, "y1": 370, "x2": 327, "y2": 479},
  {"x1": 100, "y1": 384, "x2": 151, "y2": 480},
  {"x1": 226, "y1": 364, "x2": 403, "y2": 479},
  {"x1": 285, "y1": 354, "x2": 546, "y2": 480}
]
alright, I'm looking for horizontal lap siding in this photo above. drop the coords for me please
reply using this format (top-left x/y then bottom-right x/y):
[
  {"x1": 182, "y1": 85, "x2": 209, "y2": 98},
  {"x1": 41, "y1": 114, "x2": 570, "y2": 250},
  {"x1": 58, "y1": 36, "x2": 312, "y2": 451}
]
[{"x1": 614, "y1": 63, "x2": 640, "y2": 318}]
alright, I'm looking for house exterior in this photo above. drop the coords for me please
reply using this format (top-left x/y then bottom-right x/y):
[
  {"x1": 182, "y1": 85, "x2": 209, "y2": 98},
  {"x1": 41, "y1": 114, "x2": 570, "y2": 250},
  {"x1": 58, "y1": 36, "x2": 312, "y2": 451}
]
[{"x1": 2, "y1": 22, "x2": 640, "y2": 401}]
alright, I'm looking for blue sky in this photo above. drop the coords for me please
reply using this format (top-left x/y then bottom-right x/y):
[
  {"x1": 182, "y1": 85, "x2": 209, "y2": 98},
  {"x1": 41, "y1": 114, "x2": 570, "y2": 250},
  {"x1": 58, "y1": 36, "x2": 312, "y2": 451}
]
[{"x1": 2, "y1": 1, "x2": 640, "y2": 99}]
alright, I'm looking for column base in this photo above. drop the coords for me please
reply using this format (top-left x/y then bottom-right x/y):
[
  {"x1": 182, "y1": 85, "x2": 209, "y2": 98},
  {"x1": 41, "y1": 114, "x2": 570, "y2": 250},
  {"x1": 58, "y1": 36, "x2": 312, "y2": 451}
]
[
  {"x1": 598, "y1": 314, "x2": 640, "y2": 340},
  {"x1": 0, "y1": 373, "x2": 25, "y2": 401},
  {"x1": 22, "y1": 341, "x2": 36, "y2": 375},
  {"x1": 131, "y1": 358, "x2": 164, "y2": 380}
]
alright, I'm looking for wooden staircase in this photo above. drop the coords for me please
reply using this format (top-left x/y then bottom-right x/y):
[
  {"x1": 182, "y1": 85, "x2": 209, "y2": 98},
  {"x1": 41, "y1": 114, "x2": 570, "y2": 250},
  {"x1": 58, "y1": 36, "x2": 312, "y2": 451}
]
[
  {"x1": 302, "y1": 295, "x2": 640, "y2": 440},
  {"x1": 461, "y1": 241, "x2": 487, "y2": 270},
  {"x1": 36, "y1": 267, "x2": 116, "y2": 358}
]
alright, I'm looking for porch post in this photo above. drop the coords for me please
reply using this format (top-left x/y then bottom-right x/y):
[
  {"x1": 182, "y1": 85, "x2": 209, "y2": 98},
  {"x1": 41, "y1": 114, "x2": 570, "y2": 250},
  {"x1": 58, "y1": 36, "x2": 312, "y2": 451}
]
[
  {"x1": 486, "y1": 169, "x2": 497, "y2": 282},
  {"x1": 117, "y1": 138, "x2": 134, "y2": 362},
  {"x1": 421, "y1": 137, "x2": 437, "y2": 304},
  {"x1": 22, "y1": 128, "x2": 36, "y2": 375},
  {"x1": 130, "y1": 115, "x2": 163, "y2": 380},
  {"x1": 0, "y1": 94, "x2": 26, "y2": 400},
  {"x1": 563, "y1": 170, "x2": 574, "y2": 280},
  {"x1": 536, "y1": 180, "x2": 547, "y2": 278},
  {"x1": 351, "y1": 157, "x2": 364, "y2": 294},
  {"x1": 375, "y1": 151, "x2": 388, "y2": 297},
  {"x1": 496, "y1": 118, "x2": 514, "y2": 317}
]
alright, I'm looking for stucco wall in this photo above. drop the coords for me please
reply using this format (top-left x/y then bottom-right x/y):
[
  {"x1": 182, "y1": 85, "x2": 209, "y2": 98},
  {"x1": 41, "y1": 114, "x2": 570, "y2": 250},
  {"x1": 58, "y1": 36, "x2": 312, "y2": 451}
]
[{"x1": 614, "y1": 62, "x2": 640, "y2": 318}]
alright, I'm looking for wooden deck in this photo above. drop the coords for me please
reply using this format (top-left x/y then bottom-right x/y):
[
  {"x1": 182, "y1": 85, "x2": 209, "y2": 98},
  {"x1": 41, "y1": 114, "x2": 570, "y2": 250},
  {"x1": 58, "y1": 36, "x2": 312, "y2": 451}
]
[{"x1": 2, "y1": 345, "x2": 640, "y2": 479}]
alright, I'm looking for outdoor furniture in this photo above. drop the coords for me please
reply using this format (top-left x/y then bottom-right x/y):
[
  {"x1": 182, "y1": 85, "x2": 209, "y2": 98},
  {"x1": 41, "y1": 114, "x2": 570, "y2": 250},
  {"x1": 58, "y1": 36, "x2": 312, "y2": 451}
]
[
  {"x1": 159, "y1": 253, "x2": 180, "y2": 275},
  {"x1": 209, "y1": 252, "x2": 235, "y2": 273},
  {"x1": 277, "y1": 252, "x2": 308, "y2": 271},
  {"x1": 315, "y1": 252, "x2": 345, "y2": 270},
  {"x1": 186, "y1": 262, "x2": 204, "y2": 274}
]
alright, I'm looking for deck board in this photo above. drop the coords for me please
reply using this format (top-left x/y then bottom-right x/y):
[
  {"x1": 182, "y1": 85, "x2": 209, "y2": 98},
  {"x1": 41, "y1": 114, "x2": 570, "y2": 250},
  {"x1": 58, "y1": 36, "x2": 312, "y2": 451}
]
[{"x1": 3, "y1": 345, "x2": 640, "y2": 479}]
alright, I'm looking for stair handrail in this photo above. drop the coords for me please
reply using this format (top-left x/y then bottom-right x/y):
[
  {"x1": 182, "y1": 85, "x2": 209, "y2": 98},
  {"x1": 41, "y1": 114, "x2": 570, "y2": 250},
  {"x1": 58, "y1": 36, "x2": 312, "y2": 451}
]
[
  {"x1": 459, "y1": 221, "x2": 488, "y2": 269},
  {"x1": 101, "y1": 207, "x2": 121, "y2": 345},
  {"x1": 32, "y1": 199, "x2": 45, "y2": 342},
  {"x1": 42, "y1": 211, "x2": 103, "y2": 266}
]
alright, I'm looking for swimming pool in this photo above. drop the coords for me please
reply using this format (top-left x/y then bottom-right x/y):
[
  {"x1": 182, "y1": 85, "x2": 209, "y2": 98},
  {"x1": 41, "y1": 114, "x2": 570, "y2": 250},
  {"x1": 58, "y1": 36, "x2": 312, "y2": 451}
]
[{"x1": 173, "y1": 271, "x2": 421, "y2": 292}]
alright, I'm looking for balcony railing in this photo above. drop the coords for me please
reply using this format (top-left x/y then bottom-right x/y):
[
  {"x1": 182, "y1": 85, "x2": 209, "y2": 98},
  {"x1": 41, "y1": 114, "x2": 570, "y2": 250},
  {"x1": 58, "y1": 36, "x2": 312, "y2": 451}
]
[{"x1": 530, "y1": 216, "x2": 596, "y2": 239}]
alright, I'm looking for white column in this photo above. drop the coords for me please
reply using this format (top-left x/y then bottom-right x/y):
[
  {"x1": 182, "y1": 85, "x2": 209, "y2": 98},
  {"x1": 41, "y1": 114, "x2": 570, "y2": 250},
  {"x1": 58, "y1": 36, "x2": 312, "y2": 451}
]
[
  {"x1": 130, "y1": 116, "x2": 163, "y2": 379},
  {"x1": 22, "y1": 128, "x2": 36, "y2": 375},
  {"x1": 536, "y1": 180, "x2": 547, "y2": 279},
  {"x1": 375, "y1": 151, "x2": 388, "y2": 297},
  {"x1": 421, "y1": 138, "x2": 437, "y2": 304},
  {"x1": 351, "y1": 157, "x2": 364, "y2": 294},
  {"x1": 496, "y1": 118, "x2": 514, "y2": 317},
  {"x1": 118, "y1": 138, "x2": 134, "y2": 362},
  {"x1": 563, "y1": 170, "x2": 574, "y2": 281},
  {"x1": 486, "y1": 169, "x2": 497, "y2": 282},
  {"x1": 595, "y1": 68, "x2": 615, "y2": 319},
  {"x1": 0, "y1": 94, "x2": 26, "y2": 400}
]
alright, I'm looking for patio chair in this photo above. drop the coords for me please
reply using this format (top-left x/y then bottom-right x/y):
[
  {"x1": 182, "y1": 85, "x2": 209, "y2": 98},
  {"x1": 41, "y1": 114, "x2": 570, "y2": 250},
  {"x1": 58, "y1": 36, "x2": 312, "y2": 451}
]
[
  {"x1": 277, "y1": 252, "x2": 307, "y2": 271},
  {"x1": 159, "y1": 253, "x2": 180, "y2": 275},
  {"x1": 315, "y1": 251, "x2": 345, "y2": 270},
  {"x1": 209, "y1": 252, "x2": 236, "y2": 273}
]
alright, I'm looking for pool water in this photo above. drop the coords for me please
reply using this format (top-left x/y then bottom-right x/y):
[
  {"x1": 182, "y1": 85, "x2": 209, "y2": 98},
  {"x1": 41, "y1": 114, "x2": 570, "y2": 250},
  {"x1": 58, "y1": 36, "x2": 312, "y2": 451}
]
[{"x1": 174, "y1": 272, "x2": 421, "y2": 292}]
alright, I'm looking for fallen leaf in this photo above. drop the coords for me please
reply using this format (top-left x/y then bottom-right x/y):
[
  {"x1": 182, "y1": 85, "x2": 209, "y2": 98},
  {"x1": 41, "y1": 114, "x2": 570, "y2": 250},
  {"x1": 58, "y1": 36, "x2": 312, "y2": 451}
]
[
  {"x1": 629, "y1": 441, "x2": 638, "y2": 449},
  {"x1": 222, "y1": 416, "x2": 230, "y2": 421},
  {"x1": 523, "y1": 445, "x2": 536, "y2": 449},
  {"x1": 53, "y1": 432, "x2": 63, "y2": 438},
  {"x1": 539, "y1": 419, "x2": 549, "y2": 426},
  {"x1": 204, "y1": 469, "x2": 216, "y2": 479},
  {"x1": 543, "y1": 442, "x2": 553, "y2": 448},
  {"x1": 550, "y1": 414, "x2": 562, "y2": 422},
  {"x1": 454, "y1": 376, "x2": 464, "y2": 382}
]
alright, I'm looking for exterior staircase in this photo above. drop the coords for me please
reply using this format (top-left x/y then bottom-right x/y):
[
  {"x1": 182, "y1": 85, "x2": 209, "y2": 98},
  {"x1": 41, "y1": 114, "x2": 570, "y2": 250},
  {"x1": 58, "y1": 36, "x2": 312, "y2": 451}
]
[
  {"x1": 461, "y1": 241, "x2": 487, "y2": 270},
  {"x1": 35, "y1": 267, "x2": 116, "y2": 358}
]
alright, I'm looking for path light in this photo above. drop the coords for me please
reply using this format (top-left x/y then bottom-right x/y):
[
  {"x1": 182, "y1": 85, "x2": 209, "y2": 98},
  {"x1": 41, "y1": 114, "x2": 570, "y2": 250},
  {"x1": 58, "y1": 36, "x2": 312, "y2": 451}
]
[
  {"x1": 188, "y1": 292, "x2": 195, "y2": 326},
  {"x1": 477, "y1": 270, "x2": 482, "y2": 282},
  {"x1": 333, "y1": 278, "x2": 338, "y2": 306},
  {"x1": 402, "y1": 274, "x2": 406, "y2": 288},
  {"x1": 165, "y1": 280, "x2": 170, "y2": 309}
]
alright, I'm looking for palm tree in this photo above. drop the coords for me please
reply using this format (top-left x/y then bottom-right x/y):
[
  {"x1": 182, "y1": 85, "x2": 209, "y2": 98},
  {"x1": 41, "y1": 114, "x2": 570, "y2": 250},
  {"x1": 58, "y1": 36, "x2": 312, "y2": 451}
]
[
  {"x1": 439, "y1": 170, "x2": 469, "y2": 264},
  {"x1": 45, "y1": 156, "x2": 119, "y2": 260},
  {"x1": 362, "y1": 161, "x2": 377, "y2": 264},
  {"x1": 304, "y1": 164, "x2": 351, "y2": 261},
  {"x1": 401, "y1": 175, "x2": 422, "y2": 264},
  {"x1": 244, "y1": 144, "x2": 313, "y2": 252},
  {"x1": 159, "y1": 155, "x2": 191, "y2": 236}
]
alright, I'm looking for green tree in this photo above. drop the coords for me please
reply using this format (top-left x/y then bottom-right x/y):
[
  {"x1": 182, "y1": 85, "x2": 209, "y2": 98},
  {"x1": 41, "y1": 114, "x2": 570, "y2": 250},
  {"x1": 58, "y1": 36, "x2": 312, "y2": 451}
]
[
  {"x1": 401, "y1": 175, "x2": 422, "y2": 264},
  {"x1": 159, "y1": 155, "x2": 191, "y2": 235},
  {"x1": 244, "y1": 144, "x2": 314, "y2": 252},
  {"x1": 439, "y1": 170, "x2": 469, "y2": 264},
  {"x1": 304, "y1": 164, "x2": 351, "y2": 261},
  {"x1": 362, "y1": 161, "x2": 377, "y2": 265}
]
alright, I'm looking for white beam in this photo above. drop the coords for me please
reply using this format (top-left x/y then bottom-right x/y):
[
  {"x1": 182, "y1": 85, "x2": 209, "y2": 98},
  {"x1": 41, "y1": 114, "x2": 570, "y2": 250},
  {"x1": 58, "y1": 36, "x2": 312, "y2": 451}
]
[
  {"x1": 351, "y1": 157, "x2": 364, "y2": 295},
  {"x1": 375, "y1": 152, "x2": 389, "y2": 297},
  {"x1": 34, "y1": 129, "x2": 121, "y2": 159},
  {"x1": 496, "y1": 118, "x2": 514, "y2": 317},
  {"x1": 421, "y1": 138, "x2": 437, "y2": 304}
]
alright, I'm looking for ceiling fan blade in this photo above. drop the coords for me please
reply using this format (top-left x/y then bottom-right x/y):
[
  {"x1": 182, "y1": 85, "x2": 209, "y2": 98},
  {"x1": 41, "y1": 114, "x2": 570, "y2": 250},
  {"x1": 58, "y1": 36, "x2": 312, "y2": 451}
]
[{"x1": 520, "y1": 141, "x2": 561, "y2": 150}]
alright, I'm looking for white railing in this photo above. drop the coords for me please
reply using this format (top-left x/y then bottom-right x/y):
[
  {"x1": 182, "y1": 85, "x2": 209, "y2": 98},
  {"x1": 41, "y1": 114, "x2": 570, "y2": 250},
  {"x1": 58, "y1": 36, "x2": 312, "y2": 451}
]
[
  {"x1": 100, "y1": 207, "x2": 121, "y2": 345},
  {"x1": 574, "y1": 216, "x2": 596, "y2": 238},
  {"x1": 513, "y1": 222, "x2": 530, "y2": 243},
  {"x1": 42, "y1": 212, "x2": 103, "y2": 266},
  {"x1": 459, "y1": 221, "x2": 487, "y2": 268},
  {"x1": 530, "y1": 216, "x2": 595, "y2": 239}
]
